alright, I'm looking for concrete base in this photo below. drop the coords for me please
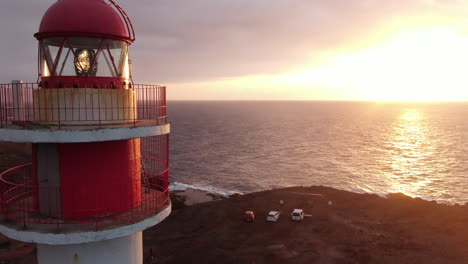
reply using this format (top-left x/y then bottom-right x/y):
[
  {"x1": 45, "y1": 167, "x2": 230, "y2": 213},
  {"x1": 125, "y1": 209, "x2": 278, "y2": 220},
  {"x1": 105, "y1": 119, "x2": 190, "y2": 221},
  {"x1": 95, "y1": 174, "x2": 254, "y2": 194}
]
[{"x1": 37, "y1": 232, "x2": 143, "y2": 264}]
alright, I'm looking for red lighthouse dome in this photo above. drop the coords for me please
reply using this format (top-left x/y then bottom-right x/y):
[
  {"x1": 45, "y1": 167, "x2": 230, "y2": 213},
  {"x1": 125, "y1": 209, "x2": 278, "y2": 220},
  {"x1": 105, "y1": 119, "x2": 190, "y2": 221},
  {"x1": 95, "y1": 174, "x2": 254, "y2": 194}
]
[
  {"x1": 35, "y1": 0, "x2": 135, "y2": 90},
  {"x1": 34, "y1": 0, "x2": 134, "y2": 42}
]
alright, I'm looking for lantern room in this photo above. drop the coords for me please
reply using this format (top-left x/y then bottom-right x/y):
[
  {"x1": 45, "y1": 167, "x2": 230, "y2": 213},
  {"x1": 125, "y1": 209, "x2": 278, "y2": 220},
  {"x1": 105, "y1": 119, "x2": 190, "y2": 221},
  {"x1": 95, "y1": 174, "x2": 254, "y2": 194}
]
[{"x1": 34, "y1": 0, "x2": 135, "y2": 89}]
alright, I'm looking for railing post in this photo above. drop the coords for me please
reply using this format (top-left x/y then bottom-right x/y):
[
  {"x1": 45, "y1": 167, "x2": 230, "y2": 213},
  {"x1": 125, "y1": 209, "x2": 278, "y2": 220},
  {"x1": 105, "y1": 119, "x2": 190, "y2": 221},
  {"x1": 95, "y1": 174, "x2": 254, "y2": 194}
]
[
  {"x1": 12, "y1": 80, "x2": 25, "y2": 123},
  {"x1": 0, "y1": 84, "x2": 5, "y2": 128}
]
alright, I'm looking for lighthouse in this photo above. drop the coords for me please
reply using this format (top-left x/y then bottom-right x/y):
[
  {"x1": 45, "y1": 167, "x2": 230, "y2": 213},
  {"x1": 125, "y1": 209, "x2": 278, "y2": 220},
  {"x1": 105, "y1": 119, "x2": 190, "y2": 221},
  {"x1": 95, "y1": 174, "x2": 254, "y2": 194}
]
[{"x1": 0, "y1": 0, "x2": 170, "y2": 263}]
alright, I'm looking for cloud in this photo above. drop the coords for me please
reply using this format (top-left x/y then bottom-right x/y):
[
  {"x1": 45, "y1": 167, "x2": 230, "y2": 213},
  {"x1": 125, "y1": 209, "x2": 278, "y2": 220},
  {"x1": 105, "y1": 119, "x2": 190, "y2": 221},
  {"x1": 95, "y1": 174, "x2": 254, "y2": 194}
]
[
  {"x1": 0, "y1": 0, "x2": 465, "y2": 84},
  {"x1": 117, "y1": 0, "x2": 465, "y2": 83}
]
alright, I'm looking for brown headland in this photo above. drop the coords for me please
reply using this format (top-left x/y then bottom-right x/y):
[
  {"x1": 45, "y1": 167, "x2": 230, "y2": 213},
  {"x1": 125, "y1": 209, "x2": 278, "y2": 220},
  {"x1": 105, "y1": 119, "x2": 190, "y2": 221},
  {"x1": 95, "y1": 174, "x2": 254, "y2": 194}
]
[{"x1": 145, "y1": 186, "x2": 468, "y2": 264}]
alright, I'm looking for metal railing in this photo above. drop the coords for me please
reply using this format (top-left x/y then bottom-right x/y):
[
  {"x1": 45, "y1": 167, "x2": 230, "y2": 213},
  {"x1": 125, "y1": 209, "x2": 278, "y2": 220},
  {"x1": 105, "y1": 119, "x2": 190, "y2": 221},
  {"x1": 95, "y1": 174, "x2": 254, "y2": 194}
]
[
  {"x1": 0, "y1": 134, "x2": 169, "y2": 232},
  {"x1": 0, "y1": 83, "x2": 167, "y2": 128}
]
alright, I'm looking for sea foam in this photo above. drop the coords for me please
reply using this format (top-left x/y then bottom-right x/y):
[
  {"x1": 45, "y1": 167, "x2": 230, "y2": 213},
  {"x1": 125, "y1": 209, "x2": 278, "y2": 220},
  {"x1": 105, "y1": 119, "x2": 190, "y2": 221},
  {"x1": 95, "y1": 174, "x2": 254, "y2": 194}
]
[{"x1": 169, "y1": 182, "x2": 243, "y2": 197}]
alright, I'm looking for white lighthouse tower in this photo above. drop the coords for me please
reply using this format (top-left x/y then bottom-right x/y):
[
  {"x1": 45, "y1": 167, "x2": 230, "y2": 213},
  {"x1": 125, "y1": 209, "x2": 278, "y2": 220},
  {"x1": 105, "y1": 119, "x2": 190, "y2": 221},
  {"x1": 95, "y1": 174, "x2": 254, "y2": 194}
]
[{"x1": 0, "y1": 0, "x2": 171, "y2": 263}]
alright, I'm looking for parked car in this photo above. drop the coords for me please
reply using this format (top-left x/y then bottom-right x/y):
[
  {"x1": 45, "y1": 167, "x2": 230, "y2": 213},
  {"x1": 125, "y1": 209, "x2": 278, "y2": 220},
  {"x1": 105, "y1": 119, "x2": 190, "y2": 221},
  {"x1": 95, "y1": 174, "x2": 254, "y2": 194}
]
[
  {"x1": 291, "y1": 209, "x2": 304, "y2": 221},
  {"x1": 266, "y1": 211, "x2": 280, "y2": 222},
  {"x1": 244, "y1": 211, "x2": 255, "y2": 222}
]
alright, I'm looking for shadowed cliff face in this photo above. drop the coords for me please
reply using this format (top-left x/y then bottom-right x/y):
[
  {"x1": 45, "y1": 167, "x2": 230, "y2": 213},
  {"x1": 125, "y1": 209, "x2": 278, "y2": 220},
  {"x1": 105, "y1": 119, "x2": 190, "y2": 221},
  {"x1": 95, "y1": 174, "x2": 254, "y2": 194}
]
[{"x1": 145, "y1": 186, "x2": 468, "y2": 264}]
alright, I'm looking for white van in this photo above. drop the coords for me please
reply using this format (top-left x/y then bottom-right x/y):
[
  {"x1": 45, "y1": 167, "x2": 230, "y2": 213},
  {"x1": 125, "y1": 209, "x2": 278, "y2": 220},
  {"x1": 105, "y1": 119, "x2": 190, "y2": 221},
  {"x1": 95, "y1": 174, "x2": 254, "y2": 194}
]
[
  {"x1": 266, "y1": 211, "x2": 280, "y2": 222},
  {"x1": 291, "y1": 209, "x2": 304, "y2": 221}
]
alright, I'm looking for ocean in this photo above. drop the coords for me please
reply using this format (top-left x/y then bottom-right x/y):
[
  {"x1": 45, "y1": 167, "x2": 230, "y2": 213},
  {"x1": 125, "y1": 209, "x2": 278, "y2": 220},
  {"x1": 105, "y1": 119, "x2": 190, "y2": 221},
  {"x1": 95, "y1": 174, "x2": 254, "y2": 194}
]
[{"x1": 168, "y1": 101, "x2": 468, "y2": 204}]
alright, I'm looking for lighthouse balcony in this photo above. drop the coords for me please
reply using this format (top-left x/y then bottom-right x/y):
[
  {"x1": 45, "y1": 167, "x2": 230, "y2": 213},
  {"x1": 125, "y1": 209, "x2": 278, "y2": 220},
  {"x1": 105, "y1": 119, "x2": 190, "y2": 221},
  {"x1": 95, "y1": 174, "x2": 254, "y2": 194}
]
[
  {"x1": 0, "y1": 136, "x2": 170, "y2": 237},
  {"x1": 0, "y1": 82, "x2": 167, "y2": 129}
]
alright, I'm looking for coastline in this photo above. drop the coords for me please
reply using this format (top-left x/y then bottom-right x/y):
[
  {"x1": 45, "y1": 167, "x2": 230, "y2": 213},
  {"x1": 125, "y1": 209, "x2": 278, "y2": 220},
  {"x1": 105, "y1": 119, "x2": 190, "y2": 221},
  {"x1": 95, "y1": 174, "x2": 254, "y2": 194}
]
[
  {"x1": 146, "y1": 186, "x2": 468, "y2": 263},
  {"x1": 1, "y1": 186, "x2": 468, "y2": 263},
  {"x1": 170, "y1": 184, "x2": 468, "y2": 207},
  {"x1": 170, "y1": 188, "x2": 226, "y2": 208}
]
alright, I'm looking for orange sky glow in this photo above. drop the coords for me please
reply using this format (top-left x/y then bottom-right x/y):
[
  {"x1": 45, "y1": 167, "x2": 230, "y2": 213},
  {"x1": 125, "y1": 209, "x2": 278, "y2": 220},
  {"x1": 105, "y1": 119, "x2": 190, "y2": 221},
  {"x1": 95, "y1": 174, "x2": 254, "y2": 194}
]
[{"x1": 169, "y1": 14, "x2": 468, "y2": 101}]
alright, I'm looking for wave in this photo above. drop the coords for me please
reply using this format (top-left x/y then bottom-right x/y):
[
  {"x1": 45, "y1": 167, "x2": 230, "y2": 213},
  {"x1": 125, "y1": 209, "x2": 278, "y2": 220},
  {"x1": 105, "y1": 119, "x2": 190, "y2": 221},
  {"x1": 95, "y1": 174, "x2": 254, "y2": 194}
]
[
  {"x1": 169, "y1": 182, "x2": 244, "y2": 197},
  {"x1": 169, "y1": 182, "x2": 457, "y2": 205}
]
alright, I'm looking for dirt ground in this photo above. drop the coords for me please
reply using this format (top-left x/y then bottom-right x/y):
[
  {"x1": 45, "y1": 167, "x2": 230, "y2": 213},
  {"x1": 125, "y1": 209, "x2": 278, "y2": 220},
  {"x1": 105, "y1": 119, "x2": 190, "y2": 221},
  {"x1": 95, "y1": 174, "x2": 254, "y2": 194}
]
[
  {"x1": 0, "y1": 142, "x2": 31, "y2": 172},
  {"x1": 145, "y1": 186, "x2": 468, "y2": 264}
]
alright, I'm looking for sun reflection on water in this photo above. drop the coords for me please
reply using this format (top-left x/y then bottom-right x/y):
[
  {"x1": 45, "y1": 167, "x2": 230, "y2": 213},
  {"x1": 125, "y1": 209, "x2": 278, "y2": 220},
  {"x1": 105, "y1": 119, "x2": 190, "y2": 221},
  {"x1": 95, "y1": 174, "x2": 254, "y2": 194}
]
[{"x1": 387, "y1": 109, "x2": 435, "y2": 197}]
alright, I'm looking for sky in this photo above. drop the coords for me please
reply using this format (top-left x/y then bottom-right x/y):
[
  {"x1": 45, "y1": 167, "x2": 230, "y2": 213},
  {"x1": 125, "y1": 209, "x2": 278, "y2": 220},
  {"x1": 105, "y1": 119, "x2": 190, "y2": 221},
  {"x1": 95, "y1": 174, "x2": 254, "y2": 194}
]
[{"x1": 1, "y1": 0, "x2": 468, "y2": 101}]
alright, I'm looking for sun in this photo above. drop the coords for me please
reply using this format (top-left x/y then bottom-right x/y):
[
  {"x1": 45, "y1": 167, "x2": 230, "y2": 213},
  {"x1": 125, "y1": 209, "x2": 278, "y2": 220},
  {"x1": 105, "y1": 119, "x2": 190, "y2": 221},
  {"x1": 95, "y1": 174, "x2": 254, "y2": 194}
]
[
  {"x1": 290, "y1": 27, "x2": 468, "y2": 101},
  {"x1": 357, "y1": 28, "x2": 468, "y2": 101}
]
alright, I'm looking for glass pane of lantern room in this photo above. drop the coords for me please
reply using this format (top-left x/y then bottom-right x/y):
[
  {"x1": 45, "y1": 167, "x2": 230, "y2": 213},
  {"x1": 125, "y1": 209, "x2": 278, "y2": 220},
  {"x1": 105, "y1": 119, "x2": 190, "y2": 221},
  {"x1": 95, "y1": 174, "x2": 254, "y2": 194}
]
[
  {"x1": 108, "y1": 40, "x2": 129, "y2": 78},
  {"x1": 39, "y1": 43, "x2": 50, "y2": 77},
  {"x1": 56, "y1": 40, "x2": 76, "y2": 76},
  {"x1": 96, "y1": 47, "x2": 116, "y2": 77},
  {"x1": 41, "y1": 38, "x2": 64, "y2": 76},
  {"x1": 96, "y1": 40, "x2": 128, "y2": 78}
]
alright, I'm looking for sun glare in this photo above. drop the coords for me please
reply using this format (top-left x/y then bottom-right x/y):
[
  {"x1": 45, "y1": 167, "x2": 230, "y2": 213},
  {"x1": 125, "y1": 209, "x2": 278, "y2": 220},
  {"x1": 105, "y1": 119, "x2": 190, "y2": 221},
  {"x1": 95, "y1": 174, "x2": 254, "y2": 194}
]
[
  {"x1": 173, "y1": 26, "x2": 468, "y2": 101},
  {"x1": 292, "y1": 27, "x2": 468, "y2": 101}
]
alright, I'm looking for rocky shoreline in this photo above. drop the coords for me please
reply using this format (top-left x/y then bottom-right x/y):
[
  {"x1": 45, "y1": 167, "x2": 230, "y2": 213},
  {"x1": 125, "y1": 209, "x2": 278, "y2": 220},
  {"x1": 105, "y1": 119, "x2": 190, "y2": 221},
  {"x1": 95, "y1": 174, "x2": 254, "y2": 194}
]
[{"x1": 170, "y1": 188, "x2": 226, "y2": 208}]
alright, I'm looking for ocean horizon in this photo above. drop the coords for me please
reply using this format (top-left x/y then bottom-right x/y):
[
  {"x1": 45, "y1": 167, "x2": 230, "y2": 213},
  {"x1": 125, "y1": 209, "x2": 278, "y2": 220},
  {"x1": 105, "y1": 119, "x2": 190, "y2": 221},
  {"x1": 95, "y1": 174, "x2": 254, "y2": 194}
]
[{"x1": 168, "y1": 101, "x2": 468, "y2": 204}]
